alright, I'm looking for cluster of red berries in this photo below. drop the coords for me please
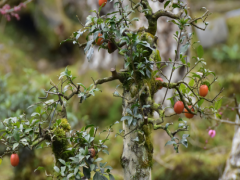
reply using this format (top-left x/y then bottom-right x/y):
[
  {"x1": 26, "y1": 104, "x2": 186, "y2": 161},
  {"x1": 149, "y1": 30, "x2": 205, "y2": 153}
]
[
  {"x1": 155, "y1": 78, "x2": 209, "y2": 119},
  {"x1": 95, "y1": 1, "x2": 117, "y2": 53}
]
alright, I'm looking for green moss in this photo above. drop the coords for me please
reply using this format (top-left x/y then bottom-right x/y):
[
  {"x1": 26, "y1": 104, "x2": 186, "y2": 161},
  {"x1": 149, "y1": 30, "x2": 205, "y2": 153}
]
[
  {"x1": 60, "y1": 118, "x2": 71, "y2": 132},
  {"x1": 143, "y1": 76, "x2": 158, "y2": 96},
  {"x1": 141, "y1": 124, "x2": 153, "y2": 168},
  {"x1": 136, "y1": 31, "x2": 155, "y2": 59},
  {"x1": 52, "y1": 119, "x2": 73, "y2": 162}
]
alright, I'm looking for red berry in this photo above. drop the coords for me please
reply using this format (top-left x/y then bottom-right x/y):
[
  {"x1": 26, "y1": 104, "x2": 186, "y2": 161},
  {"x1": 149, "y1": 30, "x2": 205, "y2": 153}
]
[
  {"x1": 88, "y1": 148, "x2": 96, "y2": 158},
  {"x1": 10, "y1": 153, "x2": 19, "y2": 167},
  {"x1": 155, "y1": 77, "x2": 163, "y2": 89},
  {"x1": 199, "y1": 85, "x2": 208, "y2": 97},
  {"x1": 95, "y1": 33, "x2": 104, "y2": 46},
  {"x1": 184, "y1": 106, "x2": 194, "y2": 119},
  {"x1": 99, "y1": 0, "x2": 107, "y2": 7},
  {"x1": 174, "y1": 101, "x2": 184, "y2": 114}
]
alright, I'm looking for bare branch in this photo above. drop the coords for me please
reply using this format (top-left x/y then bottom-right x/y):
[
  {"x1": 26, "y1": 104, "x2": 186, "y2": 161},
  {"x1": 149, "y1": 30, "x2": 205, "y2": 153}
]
[{"x1": 153, "y1": 9, "x2": 184, "y2": 20}]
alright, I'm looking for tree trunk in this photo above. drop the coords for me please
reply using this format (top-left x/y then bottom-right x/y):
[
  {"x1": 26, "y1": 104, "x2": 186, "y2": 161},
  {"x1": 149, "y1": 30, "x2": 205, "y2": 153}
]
[
  {"x1": 220, "y1": 112, "x2": 240, "y2": 180},
  {"x1": 119, "y1": 1, "x2": 190, "y2": 179},
  {"x1": 121, "y1": 90, "x2": 153, "y2": 180}
]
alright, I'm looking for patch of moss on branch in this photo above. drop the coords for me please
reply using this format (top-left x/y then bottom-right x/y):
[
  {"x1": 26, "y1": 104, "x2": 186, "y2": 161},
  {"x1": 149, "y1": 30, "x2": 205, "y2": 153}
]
[{"x1": 52, "y1": 118, "x2": 74, "y2": 163}]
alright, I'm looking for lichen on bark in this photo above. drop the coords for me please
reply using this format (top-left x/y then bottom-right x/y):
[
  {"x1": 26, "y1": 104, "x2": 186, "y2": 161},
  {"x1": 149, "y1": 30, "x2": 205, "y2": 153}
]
[
  {"x1": 121, "y1": 29, "x2": 160, "y2": 180},
  {"x1": 51, "y1": 118, "x2": 74, "y2": 164}
]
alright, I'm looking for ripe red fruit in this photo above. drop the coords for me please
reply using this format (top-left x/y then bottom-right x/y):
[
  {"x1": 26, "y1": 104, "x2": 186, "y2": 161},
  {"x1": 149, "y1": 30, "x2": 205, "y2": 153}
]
[
  {"x1": 99, "y1": 0, "x2": 107, "y2": 7},
  {"x1": 88, "y1": 148, "x2": 96, "y2": 158},
  {"x1": 108, "y1": 41, "x2": 117, "y2": 53},
  {"x1": 10, "y1": 153, "x2": 19, "y2": 167},
  {"x1": 184, "y1": 106, "x2": 194, "y2": 118},
  {"x1": 96, "y1": 33, "x2": 104, "y2": 46},
  {"x1": 155, "y1": 77, "x2": 163, "y2": 89},
  {"x1": 174, "y1": 101, "x2": 184, "y2": 114},
  {"x1": 199, "y1": 85, "x2": 208, "y2": 97}
]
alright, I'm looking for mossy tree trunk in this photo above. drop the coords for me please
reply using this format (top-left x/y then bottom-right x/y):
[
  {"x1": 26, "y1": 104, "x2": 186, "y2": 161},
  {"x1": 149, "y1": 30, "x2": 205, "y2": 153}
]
[
  {"x1": 121, "y1": 90, "x2": 153, "y2": 180},
  {"x1": 120, "y1": 29, "x2": 160, "y2": 180}
]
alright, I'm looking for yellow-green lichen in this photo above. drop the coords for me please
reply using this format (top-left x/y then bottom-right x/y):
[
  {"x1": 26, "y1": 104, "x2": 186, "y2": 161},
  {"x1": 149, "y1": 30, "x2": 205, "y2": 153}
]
[
  {"x1": 60, "y1": 118, "x2": 71, "y2": 132},
  {"x1": 52, "y1": 118, "x2": 73, "y2": 162}
]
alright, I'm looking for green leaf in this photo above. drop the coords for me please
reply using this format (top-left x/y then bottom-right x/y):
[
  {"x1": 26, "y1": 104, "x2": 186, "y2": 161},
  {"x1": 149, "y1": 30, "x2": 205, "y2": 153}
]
[
  {"x1": 182, "y1": 134, "x2": 190, "y2": 139},
  {"x1": 120, "y1": 116, "x2": 133, "y2": 123},
  {"x1": 198, "y1": 99, "x2": 204, "y2": 107},
  {"x1": 54, "y1": 166, "x2": 60, "y2": 173},
  {"x1": 61, "y1": 166, "x2": 66, "y2": 176},
  {"x1": 77, "y1": 83, "x2": 87, "y2": 90},
  {"x1": 109, "y1": 174, "x2": 115, "y2": 180},
  {"x1": 93, "y1": 172, "x2": 101, "y2": 180},
  {"x1": 13, "y1": 143, "x2": 19, "y2": 150},
  {"x1": 85, "y1": 124, "x2": 94, "y2": 130},
  {"x1": 181, "y1": 138, "x2": 188, "y2": 148},
  {"x1": 58, "y1": 159, "x2": 66, "y2": 165},
  {"x1": 60, "y1": 39, "x2": 73, "y2": 45},
  {"x1": 89, "y1": 127, "x2": 95, "y2": 137},
  {"x1": 164, "y1": 1, "x2": 171, "y2": 9},
  {"x1": 95, "y1": 158, "x2": 103, "y2": 162},
  {"x1": 25, "y1": 128, "x2": 32, "y2": 133},
  {"x1": 13, "y1": 131, "x2": 20, "y2": 142},
  {"x1": 34, "y1": 166, "x2": 45, "y2": 172},
  {"x1": 90, "y1": 164, "x2": 95, "y2": 171},
  {"x1": 102, "y1": 149, "x2": 109, "y2": 155},
  {"x1": 67, "y1": 173, "x2": 74, "y2": 179},
  {"x1": 188, "y1": 79, "x2": 195, "y2": 87},
  {"x1": 83, "y1": 167, "x2": 91, "y2": 178},
  {"x1": 197, "y1": 45, "x2": 204, "y2": 58},
  {"x1": 214, "y1": 99, "x2": 222, "y2": 110},
  {"x1": 167, "y1": 97, "x2": 174, "y2": 107},
  {"x1": 165, "y1": 141, "x2": 176, "y2": 146},
  {"x1": 216, "y1": 113, "x2": 222, "y2": 119}
]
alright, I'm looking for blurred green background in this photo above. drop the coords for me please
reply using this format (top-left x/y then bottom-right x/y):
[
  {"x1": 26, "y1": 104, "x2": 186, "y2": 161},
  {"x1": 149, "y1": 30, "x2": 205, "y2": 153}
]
[{"x1": 1, "y1": 0, "x2": 240, "y2": 179}]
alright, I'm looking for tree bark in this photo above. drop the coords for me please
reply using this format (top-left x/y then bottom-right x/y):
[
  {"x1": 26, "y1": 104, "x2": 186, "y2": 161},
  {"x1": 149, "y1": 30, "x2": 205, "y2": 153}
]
[
  {"x1": 121, "y1": 89, "x2": 153, "y2": 180},
  {"x1": 220, "y1": 111, "x2": 240, "y2": 180}
]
